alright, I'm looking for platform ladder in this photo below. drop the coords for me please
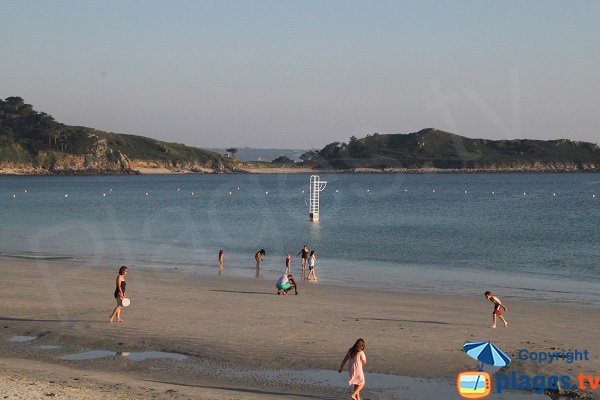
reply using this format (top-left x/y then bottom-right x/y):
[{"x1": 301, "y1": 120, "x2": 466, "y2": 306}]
[{"x1": 309, "y1": 175, "x2": 327, "y2": 221}]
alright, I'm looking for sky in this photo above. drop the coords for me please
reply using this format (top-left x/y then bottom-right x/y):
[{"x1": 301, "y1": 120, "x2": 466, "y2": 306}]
[{"x1": 1, "y1": 1, "x2": 599, "y2": 149}]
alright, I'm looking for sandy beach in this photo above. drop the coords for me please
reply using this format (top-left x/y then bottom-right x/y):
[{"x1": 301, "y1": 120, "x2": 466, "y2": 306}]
[{"x1": 1, "y1": 258, "x2": 599, "y2": 399}]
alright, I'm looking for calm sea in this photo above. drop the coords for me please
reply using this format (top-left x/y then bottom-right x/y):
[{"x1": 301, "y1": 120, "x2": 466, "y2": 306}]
[{"x1": 1, "y1": 173, "x2": 598, "y2": 304}]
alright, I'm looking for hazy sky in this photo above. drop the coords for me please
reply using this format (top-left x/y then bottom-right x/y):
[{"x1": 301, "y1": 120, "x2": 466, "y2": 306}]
[{"x1": 1, "y1": 1, "x2": 599, "y2": 149}]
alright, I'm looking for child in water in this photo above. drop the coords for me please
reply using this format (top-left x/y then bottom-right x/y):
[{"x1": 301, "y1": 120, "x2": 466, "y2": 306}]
[
  {"x1": 339, "y1": 338, "x2": 367, "y2": 400},
  {"x1": 218, "y1": 250, "x2": 224, "y2": 276},
  {"x1": 306, "y1": 250, "x2": 318, "y2": 282},
  {"x1": 485, "y1": 291, "x2": 508, "y2": 328},
  {"x1": 284, "y1": 254, "x2": 291, "y2": 275}
]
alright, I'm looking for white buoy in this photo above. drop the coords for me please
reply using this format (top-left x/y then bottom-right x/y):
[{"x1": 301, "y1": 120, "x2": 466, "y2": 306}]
[
  {"x1": 593, "y1": 194, "x2": 597, "y2": 198},
  {"x1": 432, "y1": 189, "x2": 436, "y2": 193},
  {"x1": 491, "y1": 191, "x2": 495, "y2": 195},
  {"x1": 523, "y1": 192, "x2": 527, "y2": 196},
  {"x1": 265, "y1": 191, "x2": 269, "y2": 194},
  {"x1": 237, "y1": 187, "x2": 240, "y2": 190},
  {"x1": 191, "y1": 192, "x2": 195, "y2": 196},
  {"x1": 302, "y1": 190, "x2": 305, "y2": 193},
  {"x1": 11, "y1": 193, "x2": 16, "y2": 198},
  {"x1": 24, "y1": 189, "x2": 28, "y2": 193},
  {"x1": 367, "y1": 189, "x2": 370, "y2": 192},
  {"x1": 553, "y1": 193, "x2": 556, "y2": 197},
  {"x1": 145, "y1": 192, "x2": 149, "y2": 196},
  {"x1": 228, "y1": 191, "x2": 232, "y2": 196},
  {"x1": 177, "y1": 188, "x2": 180, "y2": 191},
  {"x1": 103, "y1": 193, "x2": 106, "y2": 197},
  {"x1": 464, "y1": 190, "x2": 468, "y2": 194},
  {"x1": 64, "y1": 194, "x2": 68, "y2": 198},
  {"x1": 335, "y1": 189, "x2": 339, "y2": 193},
  {"x1": 405, "y1": 189, "x2": 408, "y2": 192}
]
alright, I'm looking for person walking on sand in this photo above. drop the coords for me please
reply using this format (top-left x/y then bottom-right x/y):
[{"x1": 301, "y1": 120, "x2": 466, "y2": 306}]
[
  {"x1": 485, "y1": 291, "x2": 508, "y2": 328},
  {"x1": 306, "y1": 250, "x2": 318, "y2": 282},
  {"x1": 109, "y1": 266, "x2": 128, "y2": 323},
  {"x1": 297, "y1": 245, "x2": 309, "y2": 281},
  {"x1": 339, "y1": 338, "x2": 367, "y2": 400},
  {"x1": 218, "y1": 250, "x2": 224, "y2": 276},
  {"x1": 255, "y1": 249, "x2": 266, "y2": 277}
]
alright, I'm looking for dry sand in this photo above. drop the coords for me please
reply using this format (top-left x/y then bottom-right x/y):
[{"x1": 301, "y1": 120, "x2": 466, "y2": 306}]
[{"x1": 1, "y1": 258, "x2": 599, "y2": 399}]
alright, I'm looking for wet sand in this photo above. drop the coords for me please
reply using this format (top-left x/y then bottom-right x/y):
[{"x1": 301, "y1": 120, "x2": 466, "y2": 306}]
[{"x1": 1, "y1": 258, "x2": 599, "y2": 399}]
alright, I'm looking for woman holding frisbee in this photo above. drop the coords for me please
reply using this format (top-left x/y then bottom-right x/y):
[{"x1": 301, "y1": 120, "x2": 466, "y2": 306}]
[{"x1": 109, "y1": 266, "x2": 128, "y2": 323}]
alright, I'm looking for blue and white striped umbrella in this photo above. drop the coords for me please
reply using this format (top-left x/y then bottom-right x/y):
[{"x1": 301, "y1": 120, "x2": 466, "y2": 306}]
[{"x1": 463, "y1": 341, "x2": 511, "y2": 367}]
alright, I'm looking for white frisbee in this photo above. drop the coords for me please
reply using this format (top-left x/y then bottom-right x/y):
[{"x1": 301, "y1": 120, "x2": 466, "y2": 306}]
[{"x1": 121, "y1": 298, "x2": 131, "y2": 307}]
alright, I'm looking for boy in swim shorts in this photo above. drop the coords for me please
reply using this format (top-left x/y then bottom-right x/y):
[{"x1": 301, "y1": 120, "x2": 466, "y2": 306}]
[{"x1": 485, "y1": 291, "x2": 508, "y2": 328}]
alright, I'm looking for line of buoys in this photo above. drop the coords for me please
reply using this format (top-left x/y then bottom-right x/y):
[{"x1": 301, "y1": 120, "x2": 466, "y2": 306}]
[{"x1": 5, "y1": 189, "x2": 600, "y2": 200}]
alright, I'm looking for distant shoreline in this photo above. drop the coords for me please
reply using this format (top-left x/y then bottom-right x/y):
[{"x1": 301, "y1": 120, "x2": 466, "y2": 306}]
[{"x1": 1, "y1": 165, "x2": 599, "y2": 176}]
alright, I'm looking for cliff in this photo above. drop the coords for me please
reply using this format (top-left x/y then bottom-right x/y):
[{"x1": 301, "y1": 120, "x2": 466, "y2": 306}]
[{"x1": 0, "y1": 97, "x2": 236, "y2": 175}]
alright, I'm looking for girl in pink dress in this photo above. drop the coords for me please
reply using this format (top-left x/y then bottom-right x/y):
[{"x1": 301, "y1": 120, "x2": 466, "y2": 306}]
[{"x1": 338, "y1": 338, "x2": 367, "y2": 400}]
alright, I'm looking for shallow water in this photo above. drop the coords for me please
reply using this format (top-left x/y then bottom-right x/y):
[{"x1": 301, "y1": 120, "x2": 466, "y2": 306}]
[
  {"x1": 127, "y1": 351, "x2": 188, "y2": 361},
  {"x1": 59, "y1": 350, "x2": 187, "y2": 362},
  {"x1": 7, "y1": 335, "x2": 38, "y2": 342},
  {"x1": 3, "y1": 335, "x2": 558, "y2": 400},
  {"x1": 219, "y1": 367, "x2": 552, "y2": 399},
  {"x1": 1, "y1": 173, "x2": 599, "y2": 304},
  {"x1": 36, "y1": 345, "x2": 62, "y2": 350},
  {"x1": 61, "y1": 350, "x2": 117, "y2": 360}
]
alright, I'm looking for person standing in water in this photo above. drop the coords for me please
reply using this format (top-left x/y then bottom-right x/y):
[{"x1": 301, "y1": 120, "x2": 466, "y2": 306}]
[
  {"x1": 306, "y1": 250, "x2": 318, "y2": 282},
  {"x1": 339, "y1": 338, "x2": 368, "y2": 400},
  {"x1": 218, "y1": 250, "x2": 224, "y2": 276},
  {"x1": 297, "y1": 245, "x2": 309, "y2": 281},
  {"x1": 255, "y1": 249, "x2": 266, "y2": 277},
  {"x1": 285, "y1": 254, "x2": 291, "y2": 275},
  {"x1": 109, "y1": 266, "x2": 128, "y2": 323}
]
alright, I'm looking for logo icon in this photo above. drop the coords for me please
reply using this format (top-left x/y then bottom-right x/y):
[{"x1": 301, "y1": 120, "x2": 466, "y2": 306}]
[{"x1": 457, "y1": 371, "x2": 491, "y2": 399}]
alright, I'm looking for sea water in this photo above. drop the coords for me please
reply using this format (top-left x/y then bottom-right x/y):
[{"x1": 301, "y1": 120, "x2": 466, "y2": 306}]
[{"x1": 1, "y1": 173, "x2": 598, "y2": 304}]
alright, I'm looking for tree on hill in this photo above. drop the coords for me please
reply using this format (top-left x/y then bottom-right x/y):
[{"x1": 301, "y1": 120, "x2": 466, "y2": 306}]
[
  {"x1": 319, "y1": 141, "x2": 347, "y2": 160},
  {"x1": 272, "y1": 155, "x2": 294, "y2": 164},
  {"x1": 299, "y1": 150, "x2": 320, "y2": 161},
  {"x1": 225, "y1": 148, "x2": 238, "y2": 158}
]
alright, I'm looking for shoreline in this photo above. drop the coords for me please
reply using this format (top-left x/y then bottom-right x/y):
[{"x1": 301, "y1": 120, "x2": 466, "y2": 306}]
[
  {"x1": 2, "y1": 252, "x2": 598, "y2": 308},
  {"x1": 2, "y1": 166, "x2": 600, "y2": 176},
  {"x1": 1, "y1": 258, "x2": 599, "y2": 399}
]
